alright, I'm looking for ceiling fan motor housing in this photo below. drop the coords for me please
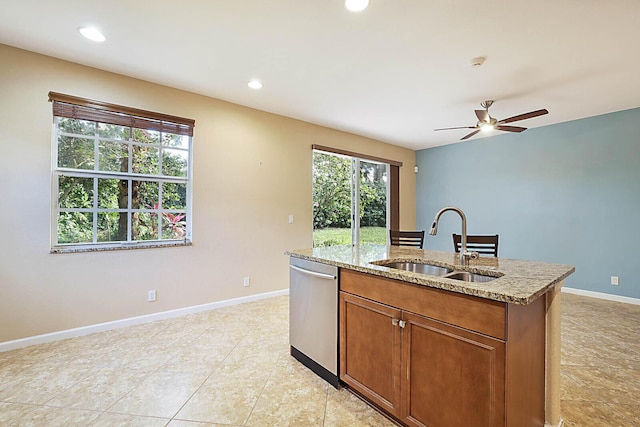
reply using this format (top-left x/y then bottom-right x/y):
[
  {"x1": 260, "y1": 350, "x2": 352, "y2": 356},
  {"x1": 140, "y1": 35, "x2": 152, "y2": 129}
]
[{"x1": 480, "y1": 100, "x2": 494, "y2": 110}]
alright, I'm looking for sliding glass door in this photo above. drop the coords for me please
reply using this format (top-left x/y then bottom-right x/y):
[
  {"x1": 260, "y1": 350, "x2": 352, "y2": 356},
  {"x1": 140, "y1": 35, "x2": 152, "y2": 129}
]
[
  {"x1": 358, "y1": 159, "x2": 388, "y2": 244},
  {"x1": 313, "y1": 150, "x2": 389, "y2": 247}
]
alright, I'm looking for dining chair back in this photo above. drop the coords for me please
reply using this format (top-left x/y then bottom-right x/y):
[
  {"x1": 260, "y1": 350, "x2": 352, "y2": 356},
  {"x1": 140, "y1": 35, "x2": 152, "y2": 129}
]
[
  {"x1": 390, "y1": 230, "x2": 425, "y2": 249},
  {"x1": 452, "y1": 234, "x2": 499, "y2": 257}
]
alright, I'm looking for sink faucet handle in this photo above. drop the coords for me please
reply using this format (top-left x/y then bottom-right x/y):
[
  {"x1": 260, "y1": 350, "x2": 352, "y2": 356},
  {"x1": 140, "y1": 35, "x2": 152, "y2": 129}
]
[{"x1": 464, "y1": 251, "x2": 480, "y2": 260}]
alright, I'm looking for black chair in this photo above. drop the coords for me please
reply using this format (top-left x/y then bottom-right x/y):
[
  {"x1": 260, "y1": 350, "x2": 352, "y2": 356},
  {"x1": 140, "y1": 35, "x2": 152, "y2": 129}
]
[
  {"x1": 390, "y1": 230, "x2": 425, "y2": 249},
  {"x1": 452, "y1": 234, "x2": 499, "y2": 257}
]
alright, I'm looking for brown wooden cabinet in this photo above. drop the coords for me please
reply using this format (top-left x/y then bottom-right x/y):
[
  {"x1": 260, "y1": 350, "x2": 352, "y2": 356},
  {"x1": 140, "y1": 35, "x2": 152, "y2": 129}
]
[
  {"x1": 400, "y1": 311, "x2": 505, "y2": 427},
  {"x1": 339, "y1": 269, "x2": 545, "y2": 427},
  {"x1": 340, "y1": 292, "x2": 402, "y2": 417}
]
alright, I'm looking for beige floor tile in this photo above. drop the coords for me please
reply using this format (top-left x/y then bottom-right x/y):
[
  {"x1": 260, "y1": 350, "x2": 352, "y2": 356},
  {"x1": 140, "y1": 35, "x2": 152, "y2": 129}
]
[
  {"x1": 615, "y1": 402, "x2": 640, "y2": 424},
  {"x1": 108, "y1": 371, "x2": 208, "y2": 418},
  {"x1": 0, "y1": 363, "x2": 93, "y2": 404},
  {"x1": 109, "y1": 341, "x2": 182, "y2": 370},
  {"x1": 214, "y1": 345, "x2": 281, "y2": 380},
  {"x1": 0, "y1": 402, "x2": 38, "y2": 425},
  {"x1": 41, "y1": 335, "x2": 128, "y2": 367},
  {"x1": 561, "y1": 400, "x2": 635, "y2": 427},
  {"x1": 174, "y1": 374, "x2": 267, "y2": 425},
  {"x1": 563, "y1": 365, "x2": 640, "y2": 406},
  {"x1": 244, "y1": 370, "x2": 329, "y2": 427},
  {"x1": 46, "y1": 367, "x2": 151, "y2": 411},
  {"x1": 150, "y1": 324, "x2": 210, "y2": 346},
  {"x1": 324, "y1": 388, "x2": 398, "y2": 427},
  {"x1": 157, "y1": 342, "x2": 235, "y2": 375},
  {"x1": 166, "y1": 420, "x2": 232, "y2": 427},
  {"x1": 9, "y1": 405, "x2": 101, "y2": 426},
  {"x1": 89, "y1": 412, "x2": 170, "y2": 426},
  {"x1": 192, "y1": 328, "x2": 247, "y2": 347},
  {"x1": 560, "y1": 371, "x2": 594, "y2": 402}
]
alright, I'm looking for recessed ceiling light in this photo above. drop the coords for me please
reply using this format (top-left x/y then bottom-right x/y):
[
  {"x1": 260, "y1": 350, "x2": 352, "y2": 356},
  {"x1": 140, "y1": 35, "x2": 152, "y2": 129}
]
[
  {"x1": 248, "y1": 80, "x2": 263, "y2": 90},
  {"x1": 345, "y1": 0, "x2": 369, "y2": 12},
  {"x1": 79, "y1": 26, "x2": 106, "y2": 42}
]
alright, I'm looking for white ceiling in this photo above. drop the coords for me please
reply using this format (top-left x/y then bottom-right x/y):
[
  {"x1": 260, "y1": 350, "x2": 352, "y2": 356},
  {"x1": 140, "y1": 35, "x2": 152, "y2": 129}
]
[{"x1": 1, "y1": 0, "x2": 639, "y2": 150}]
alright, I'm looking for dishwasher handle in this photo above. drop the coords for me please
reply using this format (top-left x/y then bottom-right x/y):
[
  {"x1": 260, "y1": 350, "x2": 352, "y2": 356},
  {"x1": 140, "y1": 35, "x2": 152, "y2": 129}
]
[{"x1": 290, "y1": 264, "x2": 337, "y2": 280}]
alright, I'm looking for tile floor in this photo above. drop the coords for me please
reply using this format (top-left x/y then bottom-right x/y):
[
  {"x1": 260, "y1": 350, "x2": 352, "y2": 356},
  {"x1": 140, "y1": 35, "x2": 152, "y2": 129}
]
[
  {"x1": 0, "y1": 292, "x2": 638, "y2": 426},
  {"x1": 560, "y1": 293, "x2": 640, "y2": 426}
]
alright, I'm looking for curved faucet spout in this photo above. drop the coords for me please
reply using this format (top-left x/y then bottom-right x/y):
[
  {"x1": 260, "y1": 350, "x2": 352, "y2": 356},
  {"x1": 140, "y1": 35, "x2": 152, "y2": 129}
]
[
  {"x1": 429, "y1": 206, "x2": 476, "y2": 265},
  {"x1": 429, "y1": 206, "x2": 466, "y2": 236}
]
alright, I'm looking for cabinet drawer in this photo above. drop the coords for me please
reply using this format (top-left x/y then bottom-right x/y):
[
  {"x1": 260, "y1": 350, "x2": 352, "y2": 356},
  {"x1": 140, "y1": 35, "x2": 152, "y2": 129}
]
[{"x1": 340, "y1": 269, "x2": 506, "y2": 340}]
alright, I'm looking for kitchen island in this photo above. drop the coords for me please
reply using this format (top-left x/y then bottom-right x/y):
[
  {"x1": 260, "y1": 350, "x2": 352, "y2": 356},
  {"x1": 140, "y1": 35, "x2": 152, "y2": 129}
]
[{"x1": 287, "y1": 244, "x2": 574, "y2": 427}]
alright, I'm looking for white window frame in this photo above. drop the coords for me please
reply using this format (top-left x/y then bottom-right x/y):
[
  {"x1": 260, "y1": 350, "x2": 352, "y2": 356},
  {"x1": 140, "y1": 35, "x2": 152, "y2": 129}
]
[{"x1": 49, "y1": 94, "x2": 194, "y2": 253}]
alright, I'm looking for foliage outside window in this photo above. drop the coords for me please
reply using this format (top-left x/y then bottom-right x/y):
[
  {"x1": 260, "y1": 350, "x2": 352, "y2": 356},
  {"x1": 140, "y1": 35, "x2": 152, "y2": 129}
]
[
  {"x1": 49, "y1": 92, "x2": 194, "y2": 252},
  {"x1": 312, "y1": 151, "x2": 388, "y2": 247}
]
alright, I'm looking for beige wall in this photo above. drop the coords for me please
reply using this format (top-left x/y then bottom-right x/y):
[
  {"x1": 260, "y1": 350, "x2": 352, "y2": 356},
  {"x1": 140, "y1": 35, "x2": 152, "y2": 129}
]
[{"x1": 0, "y1": 44, "x2": 416, "y2": 343}]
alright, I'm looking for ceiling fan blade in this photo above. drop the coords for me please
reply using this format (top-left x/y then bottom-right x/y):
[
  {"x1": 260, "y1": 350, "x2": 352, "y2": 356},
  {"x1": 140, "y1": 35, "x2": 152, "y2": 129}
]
[
  {"x1": 434, "y1": 126, "x2": 476, "y2": 131},
  {"x1": 475, "y1": 109, "x2": 489, "y2": 122},
  {"x1": 498, "y1": 109, "x2": 548, "y2": 124},
  {"x1": 495, "y1": 125, "x2": 527, "y2": 133},
  {"x1": 461, "y1": 129, "x2": 481, "y2": 140}
]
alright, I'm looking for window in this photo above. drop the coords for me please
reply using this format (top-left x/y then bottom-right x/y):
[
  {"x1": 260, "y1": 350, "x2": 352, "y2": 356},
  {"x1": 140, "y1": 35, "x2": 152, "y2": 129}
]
[
  {"x1": 312, "y1": 145, "x2": 401, "y2": 247},
  {"x1": 49, "y1": 92, "x2": 195, "y2": 252}
]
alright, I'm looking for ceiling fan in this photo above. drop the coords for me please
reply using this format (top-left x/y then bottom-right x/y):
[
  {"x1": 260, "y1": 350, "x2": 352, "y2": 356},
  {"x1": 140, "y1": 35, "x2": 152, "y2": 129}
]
[{"x1": 435, "y1": 100, "x2": 549, "y2": 140}]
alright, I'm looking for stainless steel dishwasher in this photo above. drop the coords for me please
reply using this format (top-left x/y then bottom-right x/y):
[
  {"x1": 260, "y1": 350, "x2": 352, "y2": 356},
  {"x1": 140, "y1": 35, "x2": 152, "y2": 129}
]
[{"x1": 289, "y1": 257, "x2": 339, "y2": 387}]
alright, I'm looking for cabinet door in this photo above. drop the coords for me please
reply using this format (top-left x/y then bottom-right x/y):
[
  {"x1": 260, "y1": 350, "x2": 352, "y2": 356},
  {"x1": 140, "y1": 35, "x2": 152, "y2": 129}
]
[
  {"x1": 340, "y1": 291, "x2": 403, "y2": 417},
  {"x1": 401, "y1": 311, "x2": 506, "y2": 427}
]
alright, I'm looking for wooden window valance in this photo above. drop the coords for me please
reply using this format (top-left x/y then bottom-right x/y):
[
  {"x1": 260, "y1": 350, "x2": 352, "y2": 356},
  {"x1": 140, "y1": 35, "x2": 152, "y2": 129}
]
[{"x1": 48, "y1": 91, "x2": 195, "y2": 137}]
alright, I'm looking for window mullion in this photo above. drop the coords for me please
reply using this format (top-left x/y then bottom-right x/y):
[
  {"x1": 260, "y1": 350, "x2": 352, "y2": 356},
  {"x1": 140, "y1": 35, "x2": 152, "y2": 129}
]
[
  {"x1": 93, "y1": 177, "x2": 98, "y2": 243},
  {"x1": 93, "y1": 123, "x2": 99, "y2": 243},
  {"x1": 54, "y1": 168, "x2": 187, "y2": 183},
  {"x1": 158, "y1": 134, "x2": 164, "y2": 178},
  {"x1": 158, "y1": 182, "x2": 163, "y2": 240}
]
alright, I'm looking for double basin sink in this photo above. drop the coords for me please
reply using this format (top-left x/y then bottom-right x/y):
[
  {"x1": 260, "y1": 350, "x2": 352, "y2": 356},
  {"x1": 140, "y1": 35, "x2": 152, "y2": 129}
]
[{"x1": 379, "y1": 261, "x2": 497, "y2": 283}]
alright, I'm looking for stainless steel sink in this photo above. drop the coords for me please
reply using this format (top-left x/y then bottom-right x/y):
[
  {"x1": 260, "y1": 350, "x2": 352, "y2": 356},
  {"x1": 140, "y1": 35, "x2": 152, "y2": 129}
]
[
  {"x1": 377, "y1": 261, "x2": 497, "y2": 283},
  {"x1": 380, "y1": 262, "x2": 453, "y2": 276},
  {"x1": 443, "y1": 271, "x2": 496, "y2": 283}
]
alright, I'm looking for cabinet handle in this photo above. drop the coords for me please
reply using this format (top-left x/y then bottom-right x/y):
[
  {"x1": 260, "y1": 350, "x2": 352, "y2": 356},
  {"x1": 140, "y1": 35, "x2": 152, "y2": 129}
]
[
  {"x1": 392, "y1": 318, "x2": 399, "y2": 326},
  {"x1": 398, "y1": 320, "x2": 406, "y2": 328}
]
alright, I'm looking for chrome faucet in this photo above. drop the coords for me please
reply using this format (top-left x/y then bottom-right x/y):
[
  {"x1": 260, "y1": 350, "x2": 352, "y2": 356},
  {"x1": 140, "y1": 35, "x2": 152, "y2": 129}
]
[{"x1": 429, "y1": 206, "x2": 479, "y2": 266}]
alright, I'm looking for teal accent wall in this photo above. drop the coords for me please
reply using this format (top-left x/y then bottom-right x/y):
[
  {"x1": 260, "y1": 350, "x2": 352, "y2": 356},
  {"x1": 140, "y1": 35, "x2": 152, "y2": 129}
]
[{"x1": 416, "y1": 108, "x2": 640, "y2": 298}]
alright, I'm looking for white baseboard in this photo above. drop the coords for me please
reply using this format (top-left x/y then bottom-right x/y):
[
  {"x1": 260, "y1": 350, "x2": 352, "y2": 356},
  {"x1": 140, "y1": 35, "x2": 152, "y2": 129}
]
[
  {"x1": 562, "y1": 287, "x2": 640, "y2": 306},
  {"x1": 0, "y1": 288, "x2": 289, "y2": 353}
]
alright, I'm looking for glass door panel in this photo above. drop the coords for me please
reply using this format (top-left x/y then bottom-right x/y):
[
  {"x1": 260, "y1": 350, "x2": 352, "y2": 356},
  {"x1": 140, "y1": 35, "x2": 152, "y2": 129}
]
[
  {"x1": 359, "y1": 160, "x2": 388, "y2": 244},
  {"x1": 312, "y1": 151, "x2": 353, "y2": 247}
]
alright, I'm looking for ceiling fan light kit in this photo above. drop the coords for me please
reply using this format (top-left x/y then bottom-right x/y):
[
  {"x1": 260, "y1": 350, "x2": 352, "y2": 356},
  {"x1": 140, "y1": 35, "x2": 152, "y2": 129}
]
[
  {"x1": 435, "y1": 100, "x2": 549, "y2": 140},
  {"x1": 345, "y1": 0, "x2": 369, "y2": 12}
]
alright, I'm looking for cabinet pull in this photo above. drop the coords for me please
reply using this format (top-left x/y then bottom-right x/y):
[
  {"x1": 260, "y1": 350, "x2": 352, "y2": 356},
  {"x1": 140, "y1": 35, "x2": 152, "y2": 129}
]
[
  {"x1": 392, "y1": 318, "x2": 399, "y2": 326},
  {"x1": 398, "y1": 320, "x2": 406, "y2": 328}
]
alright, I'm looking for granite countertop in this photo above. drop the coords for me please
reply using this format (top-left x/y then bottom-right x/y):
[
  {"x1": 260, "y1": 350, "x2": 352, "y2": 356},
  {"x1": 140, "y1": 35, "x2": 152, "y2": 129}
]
[{"x1": 286, "y1": 244, "x2": 575, "y2": 305}]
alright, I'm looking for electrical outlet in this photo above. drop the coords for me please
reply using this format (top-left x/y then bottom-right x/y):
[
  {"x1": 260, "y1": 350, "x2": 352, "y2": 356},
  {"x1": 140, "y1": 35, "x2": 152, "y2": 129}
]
[
  {"x1": 243, "y1": 277, "x2": 250, "y2": 287},
  {"x1": 148, "y1": 289, "x2": 157, "y2": 301},
  {"x1": 611, "y1": 276, "x2": 619, "y2": 286}
]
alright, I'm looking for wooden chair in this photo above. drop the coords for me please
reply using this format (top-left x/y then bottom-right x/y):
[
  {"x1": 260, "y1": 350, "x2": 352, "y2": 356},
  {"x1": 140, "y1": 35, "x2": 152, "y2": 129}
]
[
  {"x1": 452, "y1": 234, "x2": 499, "y2": 257},
  {"x1": 390, "y1": 230, "x2": 425, "y2": 249}
]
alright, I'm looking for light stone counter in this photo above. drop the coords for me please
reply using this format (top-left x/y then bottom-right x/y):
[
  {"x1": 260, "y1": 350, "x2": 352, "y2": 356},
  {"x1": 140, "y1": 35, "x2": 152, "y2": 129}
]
[{"x1": 286, "y1": 243, "x2": 574, "y2": 305}]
